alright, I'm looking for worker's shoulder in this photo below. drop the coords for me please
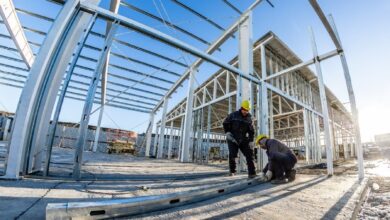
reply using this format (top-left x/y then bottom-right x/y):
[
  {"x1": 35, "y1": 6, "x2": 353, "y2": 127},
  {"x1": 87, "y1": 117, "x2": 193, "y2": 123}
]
[
  {"x1": 227, "y1": 110, "x2": 240, "y2": 117},
  {"x1": 268, "y1": 139, "x2": 282, "y2": 146}
]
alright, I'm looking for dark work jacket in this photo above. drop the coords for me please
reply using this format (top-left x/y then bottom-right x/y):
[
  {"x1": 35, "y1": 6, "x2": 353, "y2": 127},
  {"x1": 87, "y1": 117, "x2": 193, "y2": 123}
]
[
  {"x1": 223, "y1": 110, "x2": 254, "y2": 143},
  {"x1": 265, "y1": 139, "x2": 297, "y2": 171}
]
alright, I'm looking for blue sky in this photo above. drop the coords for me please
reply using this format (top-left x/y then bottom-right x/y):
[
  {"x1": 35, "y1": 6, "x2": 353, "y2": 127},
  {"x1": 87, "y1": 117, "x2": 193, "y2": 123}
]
[{"x1": 0, "y1": 0, "x2": 389, "y2": 142}]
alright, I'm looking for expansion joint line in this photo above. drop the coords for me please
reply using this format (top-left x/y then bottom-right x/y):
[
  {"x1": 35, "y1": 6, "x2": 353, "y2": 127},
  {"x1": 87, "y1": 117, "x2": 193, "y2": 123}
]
[{"x1": 14, "y1": 181, "x2": 64, "y2": 219}]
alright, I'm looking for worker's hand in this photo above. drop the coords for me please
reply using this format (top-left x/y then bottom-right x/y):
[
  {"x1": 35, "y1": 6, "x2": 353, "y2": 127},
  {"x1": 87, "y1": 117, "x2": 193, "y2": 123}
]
[
  {"x1": 226, "y1": 132, "x2": 238, "y2": 145},
  {"x1": 259, "y1": 172, "x2": 265, "y2": 178},
  {"x1": 259, "y1": 172, "x2": 267, "y2": 182},
  {"x1": 249, "y1": 141, "x2": 255, "y2": 150},
  {"x1": 265, "y1": 170, "x2": 273, "y2": 181}
]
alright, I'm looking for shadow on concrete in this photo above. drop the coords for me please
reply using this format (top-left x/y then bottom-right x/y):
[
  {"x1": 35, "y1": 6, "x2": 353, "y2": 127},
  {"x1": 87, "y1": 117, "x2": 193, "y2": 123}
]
[
  {"x1": 320, "y1": 179, "x2": 362, "y2": 220},
  {"x1": 133, "y1": 176, "x2": 328, "y2": 219}
]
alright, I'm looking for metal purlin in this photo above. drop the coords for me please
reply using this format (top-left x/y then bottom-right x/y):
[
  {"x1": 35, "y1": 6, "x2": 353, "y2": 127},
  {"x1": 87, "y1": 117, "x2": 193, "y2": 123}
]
[
  {"x1": 43, "y1": 13, "x2": 98, "y2": 176},
  {"x1": 73, "y1": 20, "x2": 120, "y2": 179}
]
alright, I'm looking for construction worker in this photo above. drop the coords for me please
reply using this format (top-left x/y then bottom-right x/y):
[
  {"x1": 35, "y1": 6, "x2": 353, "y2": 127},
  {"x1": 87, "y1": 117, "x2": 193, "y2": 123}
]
[
  {"x1": 256, "y1": 134, "x2": 297, "y2": 184},
  {"x1": 223, "y1": 100, "x2": 256, "y2": 178}
]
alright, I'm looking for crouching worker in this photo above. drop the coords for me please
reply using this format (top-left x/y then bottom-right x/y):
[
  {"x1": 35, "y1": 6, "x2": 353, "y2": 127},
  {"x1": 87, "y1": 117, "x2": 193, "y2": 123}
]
[
  {"x1": 256, "y1": 135, "x2": 297, "y2": 184},
  {"x1": 223, "y1": 100, "x2": 256, "y2": 179}
]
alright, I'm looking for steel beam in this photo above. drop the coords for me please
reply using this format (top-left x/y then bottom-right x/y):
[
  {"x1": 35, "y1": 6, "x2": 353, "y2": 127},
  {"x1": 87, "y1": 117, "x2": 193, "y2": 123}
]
[
  {"x1": 152, "y1": 0, "x2": 264, "y2": 112},
  {"x1": 308, "y1": 0, "x2": 342, "y2": 50},
  {"x1": 80, "y1": 3, "x2": 254, "y2": 81},
  {"x1": 0, "y1": 0, "x2": 34, "y2": 68},
  {"x1": 0, "y1": 22, "x2": 181, "y2": 87},
  {"x1": 265, "y1": 49, "x2": 338, "y2": 81},
  {"x1": 120, "y1": 1, "x2": 211, "y2": 46},
  {"x1": 0, "y1": 77, "x2": 150, "y2": 112},
  {"x1": 328, "y1": 14, "x2": 364, "y2": 179},
  {"x1": 223, "y1": 0, "x2": 242, "y2": 14},
  {"x1": 171, "y1": 0, "x2": 225, "y2": 32}
]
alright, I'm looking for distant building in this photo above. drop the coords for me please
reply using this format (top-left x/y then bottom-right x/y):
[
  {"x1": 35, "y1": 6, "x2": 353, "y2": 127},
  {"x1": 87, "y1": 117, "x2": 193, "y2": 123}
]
[
  {"x1": 0, "y1": 111, "x2": 14, "y2": 141},
  {"x1": 374, "y1": 133, "x2": 390, "y2": 147}
]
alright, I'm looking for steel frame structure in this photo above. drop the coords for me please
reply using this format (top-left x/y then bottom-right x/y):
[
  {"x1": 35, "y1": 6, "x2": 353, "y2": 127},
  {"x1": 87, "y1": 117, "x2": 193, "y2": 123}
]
[
  {"x1": 155, "y1": 31, "x2": 355, "y2": 171},
  {"x1": 0, "y1": 0, "x2": 364, "y2": 181}
]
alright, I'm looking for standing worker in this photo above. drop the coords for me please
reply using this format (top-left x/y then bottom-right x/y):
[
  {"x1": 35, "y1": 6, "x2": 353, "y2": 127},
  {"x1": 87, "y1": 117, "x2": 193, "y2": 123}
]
[
  {"x1": 256, "y1": 134, "x2": 297, "y2": 184},
  {"x1": 223, "y1": 100, "x2": 256, "y2": 178}
]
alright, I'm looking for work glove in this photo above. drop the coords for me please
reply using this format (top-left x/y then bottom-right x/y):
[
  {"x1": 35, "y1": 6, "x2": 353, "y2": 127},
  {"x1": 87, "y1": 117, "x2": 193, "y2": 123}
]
[
  {"x1": 249, "y1": 141, "x2": 255, "y2": 150},
  {"x1": 265, "y1": 170, "x2": 273, "y2": 181},
  {"x1": 226, "y1": 132, "x2": 238, "y2": 145},
  {"x1": 259, "y1": 172, "x2": 267, "y2": 182}
]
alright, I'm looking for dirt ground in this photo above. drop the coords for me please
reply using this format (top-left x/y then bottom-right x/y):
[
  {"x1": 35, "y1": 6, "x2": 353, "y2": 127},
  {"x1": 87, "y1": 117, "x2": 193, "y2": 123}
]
[
  {"x1": 358, "y1": 163, "x2": 390, "y2": 219},
  {"x1": 359, "y1": 177, "x2": 390, "y2": 219}
]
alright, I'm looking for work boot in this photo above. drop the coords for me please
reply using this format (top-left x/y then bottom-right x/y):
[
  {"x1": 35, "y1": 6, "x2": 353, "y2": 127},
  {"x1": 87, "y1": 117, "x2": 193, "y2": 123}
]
[
  {"x1": 286, "y1": 169, "x2": 296, "y2": 182},
  {"x1": 248, "y1": 173, "x2": 257, "y2": 179},
  {"x1": 271, "y1": 178, "x2": 288, "y2": 184},
  {"x1": 229, "y1": 172, "x2": 236, "y2": 176}
]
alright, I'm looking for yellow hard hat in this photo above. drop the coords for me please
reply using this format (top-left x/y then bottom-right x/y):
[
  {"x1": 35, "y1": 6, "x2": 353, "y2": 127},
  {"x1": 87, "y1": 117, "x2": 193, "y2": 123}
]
[
  {"x1": 241, "y1": 100, "x2": 251, "y2": 111},
  {"x1": 256, "y1": 134, "x2": 269, "y2": 145}
]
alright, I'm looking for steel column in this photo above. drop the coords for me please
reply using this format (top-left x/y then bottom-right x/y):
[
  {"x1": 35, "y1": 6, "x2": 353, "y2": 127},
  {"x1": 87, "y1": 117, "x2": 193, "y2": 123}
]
[
  {"x1": 144, "y1": 112, "x2": 155, "y2": 157},
  {"x1": 328, "y1": 15, "x2": 364, "y2": 179},
  {"x1": 236, "y1": 11, "x2": 253, "y2": 172},
  {"x1": 1, "y1": 0, "x2": 85, "y2": 179},
  {"x1": 260, "y1": 44, "x2": 269, "y2": 169},
  {"x1": 43, "y1": 13, "x2": 98, "y2": 176},
  {"x1": 93, "y1": 0, "x2": 121, "y2": 153},
  {"x1": 303, "y1": 109, "x2": 310, "y2": 163},
  {"x1": 309, "y1": 27, "x2": 333, "y2": 175},
  {"x1": 151, "y1": 0, "x2": 264, "y2": 112},
  {"x1": 157, "y1": 97, "x2": 169, "y2": 159},
  {"x1": 153, "y1": 124, "x2": 160, "y2": 157},
  {"x1": 180, "y1": 69, "x2": 196, "y2": 162},
  {"x1": 206, "y1": 104, "x2": 211, "y2": 164},
  {"x1": 177, "y1": 116, "x2": 184, "y2": 160},
  {"x1": 73, "y1": 21, "x2": 119, "y2": 179},
  {"x1": 167, "y1": 120, "x2": 174, "y2": 159}
]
